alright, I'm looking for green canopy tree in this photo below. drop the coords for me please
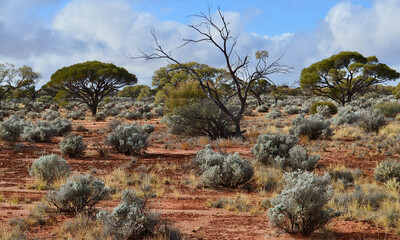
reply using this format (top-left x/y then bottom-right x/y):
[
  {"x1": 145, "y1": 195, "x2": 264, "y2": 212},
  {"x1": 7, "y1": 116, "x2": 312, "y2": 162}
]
[
  {"x1": 12, "y1": 66, "x2": 41, "y2": 100},
  {"x1": 47, "y1": 61, "x2": 137, "y2": 115},
  {"x1": 300, "y1": 51, "x2": 400, "y2": 105},
  {"x1": 117, "y1": 85, "x2": 151, "y2": 100}
]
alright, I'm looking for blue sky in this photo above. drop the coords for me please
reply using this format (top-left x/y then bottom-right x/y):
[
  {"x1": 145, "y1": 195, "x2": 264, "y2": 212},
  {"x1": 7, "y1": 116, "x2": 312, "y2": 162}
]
[{"x1": 0, "y1": 0, "x2": 399, "y2": 86}]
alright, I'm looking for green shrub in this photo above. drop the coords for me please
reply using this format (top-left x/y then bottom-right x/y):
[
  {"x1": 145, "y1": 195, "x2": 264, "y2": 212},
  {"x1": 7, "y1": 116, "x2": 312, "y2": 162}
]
[
  {"x1": 268, "y1": 171, "x2": 339, "y2": 236},
  {"x1": 375, "y1": 159, "x2": 400, "y2": 183},
  {"x1": 374, "y1": 102, "x2": 400, "y2": 118},
  {"x1": 29, "y1": 154, "x2": 70, "y2": 184},
  {"x1": 46, "y1": 174, "x2": 109, "y2": 214},
  {"x1": 193, "y1": 145, "x2": 254, "y2": 188},
  {"x1": 310, "y1": 101, "x2": 337, "y2": 115},
  {"x1": 59, "y1": 134, "x2": 87, "y2": 158}
]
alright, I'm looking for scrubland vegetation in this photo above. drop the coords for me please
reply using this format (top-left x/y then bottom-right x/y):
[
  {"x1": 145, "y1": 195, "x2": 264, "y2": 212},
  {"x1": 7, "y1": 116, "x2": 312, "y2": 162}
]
[{"x1": 1, "y1": 6, "x2": 400, "y2": 240}]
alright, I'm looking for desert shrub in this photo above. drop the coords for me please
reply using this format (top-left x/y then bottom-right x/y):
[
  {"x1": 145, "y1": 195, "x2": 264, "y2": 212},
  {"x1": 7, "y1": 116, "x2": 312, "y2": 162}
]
[
  {"x1": 97, "y1": 189, "x2": 161, "y2": 239},
  {"x1": 265, "y1": 109, "x2": 281, "y2": 120},
  {"x1": 374, "y1": 101, "x2": 400, "y2": 118},
  {"x1": 152, "y1": 105, "x2": 164, "y2": 117},
  {"x1": 59, "y1": 134, "x2": 87, "y2": 158},
  {"x1": 15, "y1": 110, "x2": 27, "y2": 118},
  {"x1": 75, "y1": 124, "x2": 88, "y2": 132},
  {"x1": 328, "y1": 168, "x2": 363, "y2": 184},
  {"x1": 42, "y1": 109, "x2": 60, "y2": 121},
  {"x1": 252, "y1": 134, "x2": 298, "y2": 166},
  {"x1": 193, "y1": 145, "x2": 254, "y2": 188},
  {"x1": 0, "y1": 116, "x2": 26, "y2": 142},
  {"x1": 142, "y1": 112, "x2": 153, "y2": 120},
  {"x1": 256, "y1": 104, "x2": 269, "y2": 113},
  {"x1": 283, "y1": 105, "x2": 299, "y2": 115},
  {"x1": 27, "y1": 112, "x2": 41, "y2": 119},
  {"x1": 46, "y1": 174, "x2": 109, "y2": 214},
  {"x1": 375, "y1": 159, "x2": 400, "y2": 183},
  {"x1": 37, "y1": 95, "x2": 54, "y2": 103},
  {"x1": 331, "y1": 105, "x2": 361, "y2": 125},
  {"x1": 29, "y1": 154, "x2": 70, "y2": 184},
  {"x1": 107, "y1": 119, "x2": 122, "y2": 130},
  {"x1": 119, "y1": 110, "x2": 141, "y2": 120},
  {"x1": 66, "y1": 109, "x2": 86, "y2": 120},
  {"x1": 358, "y1": 109, "x2": 387, "y2": 133},
  {"x1": 22, "y1": 121, "x2": 56, "y2": 142},
  {"x1": 316, "y1": 105, "x2": 332, "y2": 118},
  {"x1": 142, "y1": 124, "x2": 155, "y2": 134},
  {"x1": 289, "y1": 114, "x2": 332, "y2": 139},
  {"x1": 310, "y1": 101, "x2": 337, "y2": 115},
  {"x1": 268, "y1": 171, "x2": 339, "y2": 236},
  {"x1": 51, "y1": 118, "x2": 72, "y2": 136},
  {"x1": 95, "y1": 111, "x2": 107, "y2": 121},
  {"x1": 275, "y1": 145, "x2": 320, "y2": 172},
  {"x1": 166, "y1": 99, "x2": 236, "y2": 139},
  {"x1": 106, "y1": 123, "x2": 148, "y2": 155}
]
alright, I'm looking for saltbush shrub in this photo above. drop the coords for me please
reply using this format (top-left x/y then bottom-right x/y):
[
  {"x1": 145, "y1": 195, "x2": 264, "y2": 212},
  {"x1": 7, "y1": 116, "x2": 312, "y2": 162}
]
[
  {"x1": 51, "y1": 118, "x2": 72, "y2": 136},
  {"x1": 29, "y1": 154, "x2": 70, "y2": 184},
  {"x1": 283, "y1": 105, "x2": 299, "y2": 115},
  {"x1": 97, "y1": 189, "x2": 160, "y2": 239},
  {"x1": 0, "y1": 116, "x2": 26, "y2": 142},
  {"x1": 265, "y1": 109, "x2": 281, "y2": 120},
  {"x1": 331, "y1": 105, "x2": 360, "y2": 125},
  {"x1": 22, "y1": 121, "x2": 56, "y2": 142},
  {"x1": 59, "y1": 134, "x2": 87, "y2": 158},
  {"x1": 42, "y1": 109, "x2": 60, "y2": 121},
  {"x1": 252, "y1": 134, "x2": 298, "y2": 166},
  {"x1": 358, "y1": 109, "x2": 386, "y2": 133},
  {"x1": 275, "y1": 145, "x2": 320, "y2": 172},
  {"x1": 289, "y1": 114, "x2": 332, "y2": 139},
  {"x1": 256, "y1": 104, "x2": 269, "y2": 113},
  {"x1": 316, "y1": 105, "x2": 332, "y2": 118},
  {"x1": 193, "y1": 145, "x2": 254, "y2": 188},
  {"x1": 66, "y1": 109, "x2": 86, "y2": 120},
  {"x1": 106, "y1": 123, "x2": 148, "y2": 155},
  {"x1": 95, "y1": 111, "x2": 107, "y2": 121},
  {"x1": 375, "y1": 159, "x2": 400, "y2": 183},
  {"x1": 310, "y1": 101, "x2": 337, "y2": 115},
  {"x1": 142, "y1": 124, "x2": 155, "y2": 134},
  {"x1": 46, "y1": 174, "x2": 109, "y2": 214},
  {"x1": 268, "y1": 171, "x2": 339, "y2": 236}
]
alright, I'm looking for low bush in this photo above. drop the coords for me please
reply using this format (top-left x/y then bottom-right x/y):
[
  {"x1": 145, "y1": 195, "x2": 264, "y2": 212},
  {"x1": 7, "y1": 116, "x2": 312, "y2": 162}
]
[
  {"x1": 252, "y1": 134, "x2": 298, "y2": 166},
  {"x1": 22, "y1": 121, "x2": 56, "y2": 142},
  {"x1": 268, "y1": 171, "x2": 339, "y2": 236},
  {"x1": 310, "y1": 101, "x2": 337, "y2": 115},
  {"x1": 0, "y1": 116, "x2": 26, "y2": 142},
  {"x1": 275, "y1": 145, "x2": 319, "y2": 172},
  {"x1": 358, "y1": 109, "x2": 387, "y2": 133},
  {"x1": 374, "y1": 101, "x2": 400, "y2": 118},
  {"x1": 193, "y1": 145, "x2": 254, "y2": 188},
  {"x1": 46, "y1": 174, "x2": 109, "y2": 214},
  {"x1": 59, "y1": 134, "x2": 87, "y2": 158},
  {"x1": 283, "y1": 105, "x2": 299, "y2": 115},
  {"x1": 29, "y1": 154, "x2": 70, "y2": 184},
  {"x1": 42, "y1": 109, "x2": 60, "y2": 121},
  {"x1": 265, "y1": 109, "x2": 281, "y2": 120},
  {"x1": 289, "y1": 114, "x2": 332, "y2": 139},
  {"x1": 106, "y1": 123, "x2": 148, "y2": 155},
  {"x1": 51, "y1": 118, "x2": 72, "y2": 136},
  {"x1": 375, "y1": 159, "x2": 400, "y2": 183},
  {"x1": 97, "y1": 189, "x2": 161, "y2": 239}
]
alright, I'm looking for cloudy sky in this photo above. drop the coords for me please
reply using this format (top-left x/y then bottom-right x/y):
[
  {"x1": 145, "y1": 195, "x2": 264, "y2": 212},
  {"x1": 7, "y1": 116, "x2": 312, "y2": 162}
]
[{"x1": 0, "y1": 0, "x2": 399, "y2": 87}]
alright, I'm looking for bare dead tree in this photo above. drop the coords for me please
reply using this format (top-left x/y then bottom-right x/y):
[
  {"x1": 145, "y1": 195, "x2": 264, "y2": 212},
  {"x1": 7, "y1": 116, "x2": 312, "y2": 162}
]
[{"x1": 133, "y1": 6, "x2": 291, "y2": 138}]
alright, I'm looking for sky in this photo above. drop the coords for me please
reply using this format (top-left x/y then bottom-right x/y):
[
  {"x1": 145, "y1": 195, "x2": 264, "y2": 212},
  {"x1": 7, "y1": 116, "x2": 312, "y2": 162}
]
[{"x1": 0, "y1": 0, "x2": 399, "y2": 87}]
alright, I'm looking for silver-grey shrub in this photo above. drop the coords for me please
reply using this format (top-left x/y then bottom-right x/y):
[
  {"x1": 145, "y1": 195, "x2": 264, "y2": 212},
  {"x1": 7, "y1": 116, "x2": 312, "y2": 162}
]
[
  {"x1": 316, "y1": 105, "x2": 332, "y2": 118},
  {"x1": 0, "y1": 116, "x2": 26, "y2": 142},
  {"x1": 252, "y1": 134, "x2": 298, "y2": 166},
  {"x1": 97, "y1": 189, "x2": 160, "y2": 239},
  {"x1": 22, "y1": 121, "x2": 56, "y2": 142},
  {"x1": 142, "y1": 124, "x2": 155, "y2": 134},
  {"x1": 256, "y1": 104, "x2": 269, "y2": 113},
  {"x1": 268, "y1": 171, "x2": 339, "y2": 236},
  {"x1": 265, "y1": 109, "x2": 281, "y2": 120},
  {"x1": 374, "y1": 159, "x2": 400, "y2": 183},
  {"x1": 46, "y1": 174, "x2": 109, "y2": 214},
  {"x1": 59, "y1": 134, "x2": 87, "y2": 158},
  {"x1": 275, "y1": 145, "x2": 320, "y2": 172},
  {"x1": 51, "y1": 118, "x2": 72, "y2": 136},
  {"x1": 331, "y1": 105, "x2": 360, "y2": 125},
  {"x1": 193, "y1": 145, "x2": 254, "y2": 188},
  {"x1": 106, "y1": 123, "x2": 148, "y2": 155},
  {"x1": 29, "y1": 154, "x2": 70, "y2": 184},
  {"x1": 283, "y1": 105, "x2": 299, "y2": 115},
  {"x1": 42, "y1": 109, "x2": 60, "y2": 121},
  {"x1": 289, "y1": 114, "x2": 332, "y2": 139},
  {"x1": 358, "y1": 109, "x2": 387, "y2": 133}
]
